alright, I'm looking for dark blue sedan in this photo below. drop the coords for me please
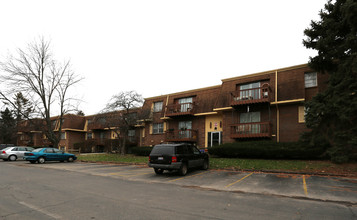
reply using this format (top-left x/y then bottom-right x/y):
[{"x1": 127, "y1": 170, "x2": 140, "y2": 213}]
[{"x1": 24, "y1": 148, "x2": 77, "y2": 164}]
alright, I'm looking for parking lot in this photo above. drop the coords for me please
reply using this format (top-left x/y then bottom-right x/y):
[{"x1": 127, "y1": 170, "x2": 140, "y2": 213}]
[{"x1": 10, "y1": 160, "x2": 356, "y2": 205}]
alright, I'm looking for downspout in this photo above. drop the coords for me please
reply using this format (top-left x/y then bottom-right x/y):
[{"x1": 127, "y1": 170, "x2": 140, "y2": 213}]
[
  {"x1": 164, "y1": 95, "x2": 169, "y2": 131},
  {"x1": 275, "y1": 70, "x2": 280, "y2": 143}
]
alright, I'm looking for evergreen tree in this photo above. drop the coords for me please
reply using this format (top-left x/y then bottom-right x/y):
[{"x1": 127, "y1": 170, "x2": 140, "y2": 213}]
[
  {"x1": 13, "y1": 92, "x2": 33, "y2": 122},
  {"x1": 0, "y1": 108, "x2": 16, "y2": 144},
  {"x1": 303, "y1": 0, "x2": 357, "y2": 162}
]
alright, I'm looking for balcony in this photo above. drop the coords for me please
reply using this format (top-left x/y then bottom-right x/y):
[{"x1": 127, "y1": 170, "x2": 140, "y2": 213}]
[
  {"x1": 231, "y1": 85, "x2": 271, "y2": 106},
  {"x1": 165, "y1": 102, "x2": 196, "y2": 117},
  {"x1": 230, "y1": 122, "x2": 271, "y2": 138},
  {"x1": 165, "y1": 129, "x2": 198, "y2": 142}
]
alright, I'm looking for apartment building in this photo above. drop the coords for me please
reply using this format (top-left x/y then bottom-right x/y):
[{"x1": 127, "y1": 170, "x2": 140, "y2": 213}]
[
  {"x1": 17, "y1": 114, "x2": 86, "y2": 151},
  {"x1": 17, "y1": 64, "x2": 327, "y2": 152},
  {"x1": 17, "y1": 111, "x2": 140, "y2": 152},
  {"x1": 138, "y1": 64, "x2": 328, "y2": 149}
]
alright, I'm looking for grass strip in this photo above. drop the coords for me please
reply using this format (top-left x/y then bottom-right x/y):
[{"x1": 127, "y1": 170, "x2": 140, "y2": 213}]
[
  {"x1": 77, "y1": 154, "x2": 327, "y2": 171},
  {"x1": 77, "y1": 154, "x2": 356, "y2": 174},
  {"x1": 78, "y1": 154, "x2": 148, "y2": 164}
]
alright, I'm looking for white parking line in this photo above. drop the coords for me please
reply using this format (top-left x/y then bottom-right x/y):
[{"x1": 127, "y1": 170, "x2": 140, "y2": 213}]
[{"x1": 19, "y1": 201, "x2": 62, "y2": 219}]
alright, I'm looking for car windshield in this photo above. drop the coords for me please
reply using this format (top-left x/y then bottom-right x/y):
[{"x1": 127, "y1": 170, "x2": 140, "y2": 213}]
[
  {"x1": 32, "y1": 148, "x2": 43, "y2": 152},
  {"x1": 2, "y1": 147, "x2": 11, "y2": 151},
  {"x1": 150, "y1": 145, "x2": 175, "y2": 155}
]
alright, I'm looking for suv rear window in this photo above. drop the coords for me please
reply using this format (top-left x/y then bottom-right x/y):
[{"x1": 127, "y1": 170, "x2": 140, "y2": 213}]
[{"x1": 150, "y1": 145, "x2": 175, "y2": 155}]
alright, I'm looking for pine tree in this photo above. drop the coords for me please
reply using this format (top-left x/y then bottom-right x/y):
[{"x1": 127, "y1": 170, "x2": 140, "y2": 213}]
[
  {"x1": 0, "y1": 108, "x2": 16, "y2": 144},
  {"x1": 303, "y1": 0, "x2": 357, "y2": 163}
]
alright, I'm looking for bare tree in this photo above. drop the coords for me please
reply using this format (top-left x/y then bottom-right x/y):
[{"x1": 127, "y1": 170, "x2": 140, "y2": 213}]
[
  {"x1": 0, "y1": 37, "x2": 82, "y2": 148},
  {"x1": 102, "y1": 91, "x2": 144, "y2": 155}
]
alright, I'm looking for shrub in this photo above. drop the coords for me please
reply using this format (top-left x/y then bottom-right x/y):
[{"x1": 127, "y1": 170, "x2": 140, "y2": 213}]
[
  {"x1": 131, "y1": 146, "x2": 153, "y2": 156},
  {"x1": 208, "y1": 141, "x2": 326, "y2": 160}
]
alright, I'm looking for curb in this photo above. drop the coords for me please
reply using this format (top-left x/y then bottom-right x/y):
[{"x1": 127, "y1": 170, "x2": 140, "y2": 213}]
[{"x1": 78, "y1": 160, "x2": 357, "y2": 178}]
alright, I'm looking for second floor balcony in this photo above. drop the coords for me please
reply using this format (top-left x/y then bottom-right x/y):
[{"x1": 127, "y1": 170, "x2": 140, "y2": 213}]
[
  {"x1": 230, "y1": 122, "x2": 271, "y2": 139},
  {"x1": 165, "y1": 129, "x2": 198, "y2": 142},
  {"x1": 165, "y1": 102, "x2": 196, "y2": 117},
  {"x1": 231, "y1": 85, "x2": 271, "y2": 106}
]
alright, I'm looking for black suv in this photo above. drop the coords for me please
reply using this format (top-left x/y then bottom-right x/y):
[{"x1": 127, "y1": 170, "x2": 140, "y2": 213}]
[{"x1": 148, "y1": 143, "x2": 209, "y2": 176}]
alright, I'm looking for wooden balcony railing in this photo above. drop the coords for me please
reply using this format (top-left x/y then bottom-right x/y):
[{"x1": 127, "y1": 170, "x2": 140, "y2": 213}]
[
  {"x1": 166, "y1": 102, "x2": 196, "y2": 117},
  {"x1": 231, "y1": 85, "x2": 271, "y2": 106},
  {"x1": 230, "y1": 122, "x2": 271, "y2": 138},
  {"x1": 165, "y1": 129, "x2": 198, "y2": 142}
]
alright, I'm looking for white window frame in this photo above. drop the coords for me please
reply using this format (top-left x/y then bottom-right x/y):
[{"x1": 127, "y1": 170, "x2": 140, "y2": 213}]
[
  {"x1": 305, "y1": 72, "x2": 317, "y2": 88},
  {"x1": 153, "y1": 101, "x2": 163, "y2": 112},
  {"x1": 60, "y1": 132, "x2": 66, "y2": 140},
  {"x1": 152, "y1": 123, "x2": 164, "y2": 134}
]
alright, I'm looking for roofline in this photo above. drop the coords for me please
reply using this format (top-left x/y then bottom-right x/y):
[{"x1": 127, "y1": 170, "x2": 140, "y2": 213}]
[
  {"x1": 221, "y1": 63, "x2": 309, "y2": 82},
  {"x1": 145, "y1": 85, "x2": 221, "y2": 100}
]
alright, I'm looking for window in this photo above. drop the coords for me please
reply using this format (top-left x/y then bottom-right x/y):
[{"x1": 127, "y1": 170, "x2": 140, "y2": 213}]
[
  {"x1": 240, "y1": 112, "x2": 260, "y2": 123},
  {"x1": 86, "y1": 132, "x2": 93, "y2": 139},
  {"x1": 153, "y1": 101, "x2": 163, "y2": 112},
  {"x1": 239, "y1": 112, "x2": 261, "y2": 134},
  {"x1": 305, "y1": 72, "x2": 317, "y2": 88},
  {"x1": 60, "y1": 132, "x2": 66, "y2": 140},
  {"x1": 128, "y1": 130, "x2": 135, "y2": 137},
  {"x1": 298, "y1": 106, "x2": 306, "y2": 123},
  {"x1": 44, "y1": 148, "x2": 54, "y2": 153},
  {"x1": 152, "y1": 123, "x2": 164, "y2": 134},
  {"x1": 51, "y1": 120, "x2": 57, "y2": 129},
  {"x1": 239, "y1": 82, "x2": 260, "y2": 100},
  {"x1": 178, "y1": 121, "x2": 192, "y2": 138},
  {"x1": 128, "y1": 130, "x2": 136, "y2": 142},
  {"x1": 178, "y1": 97, "x2": 193, "y2": 112},
  {"x1": 99, "y1": 132, "x2": 105, "y2": 139}
]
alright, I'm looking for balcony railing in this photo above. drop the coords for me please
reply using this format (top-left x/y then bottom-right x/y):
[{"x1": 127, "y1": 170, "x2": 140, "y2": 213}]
[
  {"x1": 231, "y1": 85, "x2": 271, "y2": 106},
  {"x1": 166, "y1": 102, "x2": 196, "y2": 117},
  {"x1": 230, "y1": 122, "x2": 271, "y2": 138},
  {"x1": 165, "y1": 129, "x2": 198, "y2": 142}
]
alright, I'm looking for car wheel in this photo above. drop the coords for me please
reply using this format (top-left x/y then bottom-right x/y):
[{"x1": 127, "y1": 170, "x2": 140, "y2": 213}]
[
  {"x1": 67, "y1": 156, "x2": 74, "y2": 162},
  {"x1": 154, "y1": 168, "x2": 164, "y2": 174},
  {"x1": 38, "y1": 157, "x2": 45, "y2": 164},
  {"x1": 30, "y1": 161, "x2": 36, "y2": 164},
  {"x1": 202, "y1": 159, "x2": 209, "y2": 170},
  {"x1": 179, "y1": 163, "x2": 188, "y2": 176},
  {"x1": 8, "y1": 155, "x2": 17, "y2": 161}
]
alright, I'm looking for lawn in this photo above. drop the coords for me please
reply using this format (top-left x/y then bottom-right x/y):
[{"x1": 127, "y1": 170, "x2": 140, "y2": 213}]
[
  {"x1": 77, "y1": 153, "x2": 357, "y2": 176},
  {"x1": 78, "y1": 153, "x2": 148, "y2": 164}
]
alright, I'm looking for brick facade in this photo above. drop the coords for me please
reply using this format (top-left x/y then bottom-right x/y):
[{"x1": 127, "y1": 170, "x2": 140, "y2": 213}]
[{"x1": 17, "y1": 64, "x2": 328, "y2": 152}]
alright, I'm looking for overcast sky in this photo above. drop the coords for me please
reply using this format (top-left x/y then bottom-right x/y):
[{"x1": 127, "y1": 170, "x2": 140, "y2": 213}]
[{"x1": 0, "y1": 0, "x2": 327, "y2": 115}]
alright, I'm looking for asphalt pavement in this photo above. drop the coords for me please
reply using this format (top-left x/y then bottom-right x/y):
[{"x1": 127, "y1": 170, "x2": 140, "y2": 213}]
[
  {"x1": 16, "y1": 160, "x2": 357, "y2": 205},
  {"x1": 1, "y1": 160, "x2": 357, "y2": 219}
]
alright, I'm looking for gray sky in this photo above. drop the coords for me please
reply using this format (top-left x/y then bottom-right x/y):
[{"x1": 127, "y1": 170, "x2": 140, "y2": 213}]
[{"x1": 0, "y1": 0, "x2": 326, "y2": 115}]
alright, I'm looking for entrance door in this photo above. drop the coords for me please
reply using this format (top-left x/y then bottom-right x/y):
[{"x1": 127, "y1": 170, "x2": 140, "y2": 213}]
[{"x1": 208, "y1": 131, "x2": 222, "y2": 147}]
